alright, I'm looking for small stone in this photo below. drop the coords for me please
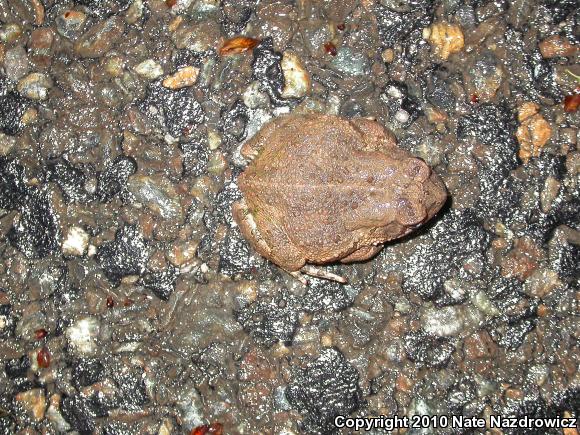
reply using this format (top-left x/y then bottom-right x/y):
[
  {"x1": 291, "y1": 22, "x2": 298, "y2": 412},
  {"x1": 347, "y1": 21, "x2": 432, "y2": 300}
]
[
  {"x1": 46, "y1": 394, "x2": 70, "y2": 432},
  {"x1": 516, "y1": 102, "x2": 552, "y2": 163},
  {"x1": 280, "y1": 51, "x2": 311, "y2": 99},
  {"x1": 172, "y1": 20, "x2": 222, "y2": 52},
  {"x1": 65, "y1": 317, "x2": 100, "y2": 357},
  {"x1": 500, "y1": 237, "x2": 543, "y2": 281},
  {"x1": 104, "y1": 55, "x2": 125, "y2": 77},
  {"x1": 28, "y1": 28, "x2": 54, "y2": 55},
  {"x1": 17, "y1": 73, "x2": 52, "y2": 100},
  {"x1": 421, "y1": 305, "x2": 464, "y2": 337},
  {"x1": 539, "y1": 35, "x2": 578, "y2": 59},
  {"x1": 394, "y1": 109, "x2": 410, "y2": 124},
  {"x1": 524, "y1": 269, "x2": 562, "y2": 298},
  {"x1": 540, "y1": 176, "x2": 561, "y2": 213},
  {"x1": 126, "y1": 0, "x2": 144, "y2": 25},
  {"x1": 423, "y1": 22, "x2": 464, "y2": 60},
  {"x1": 463, "y1": 330, "x2": 496, "y2": 359},
  {"x1": 207, "y1": 129, "x2": 221, "y2": 150},
  {"x1": 75, "y1": 16, "x2": 125, "y2": 58},
  {"x1": 381, "y1": 48, "x2": 395, "y2": 63},
  {"x1": 243, "y1": 81, "x2": 269, "y2": 109},
  {"x1": 127, "y1": 175, "x2": 184, "y2": 223},
  {"x1": 4, "y1": 46, "x2": 29, "y2": 82},
  {"x1": 0, "y1": 24, "x2": 23, "y2": 43},
  {"x1": 219, "y1": 36, "x2": 260, "y2": 56},
  {"x1": 15, "y1": 388, "x2": 46, "y2": 421},
  {"x1": 330, "y1": 47, "x2": 370, "y2": 76},
  {"x1": 167, "y1": 240, "x2": 199, "y2": 267},
  {"x1": 0, "y1": 133, "x2": 16, "y2": 155},
  {"x1": 62, "y1": 226, "x2": 89, "y2": 257},
  {"x1": 162, "y1": 66, "x2": 200, "y2": 89},
  {"x1": 207, "y1": 150, "x2": 227, "y2": 175},
  {"x1": 56, "y1": 10, "x2": 87, "y2": 39},
  {"x1": 133, "y1": 59, "x2": 164, "y2": 80},
  {"x1": 465, "y1": 52, "x2": 504, "y2": 103}
]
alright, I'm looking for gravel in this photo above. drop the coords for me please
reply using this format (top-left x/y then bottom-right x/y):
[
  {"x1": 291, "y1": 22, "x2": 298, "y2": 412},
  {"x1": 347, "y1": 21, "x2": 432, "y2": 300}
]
[{"x1": 0, "y1": 0, "x2": 578, "y2": 433}]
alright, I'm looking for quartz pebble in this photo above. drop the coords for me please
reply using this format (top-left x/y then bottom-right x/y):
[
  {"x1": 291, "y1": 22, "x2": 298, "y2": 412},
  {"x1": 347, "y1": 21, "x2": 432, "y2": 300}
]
[
  {"x1": 134, "y1": 59, "x2": 164, "y2": 80},
  {"x1": 424, "y1": 22, "x2": 465, "y2": 60},
  {"x1": 281, "y1": 51, "x2": 311, "y2": 99},
  {"x1": 62, "y1": 226, "x2": 89, "y2": 256},
  {"x1": 65, "y1": 317, "x2": 101, "y2": 357},
  {"x1": 17, "y1": 73, "x2": 52, "y2": 100}
]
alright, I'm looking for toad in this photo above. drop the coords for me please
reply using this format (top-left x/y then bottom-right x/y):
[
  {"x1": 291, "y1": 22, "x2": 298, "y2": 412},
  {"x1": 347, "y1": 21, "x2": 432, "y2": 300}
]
[{"x1": 233, "y1": 114, "x2": 447, "y2": 284}]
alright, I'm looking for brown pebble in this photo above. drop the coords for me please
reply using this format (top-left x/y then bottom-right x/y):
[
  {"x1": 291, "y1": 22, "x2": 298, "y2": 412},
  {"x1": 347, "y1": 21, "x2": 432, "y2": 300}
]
[
  {"x1": 162, "y1": 66, "x2": 200, "y2": 89},
  {"x1": 516, "y1": 102, "x2": 552, "y2": 163},
  {"x1": 28, "y1": 28, "x2": 54, "y2": 54},
  {"x1": 74, "y1": 16, "x2": 125, "y2": 58},
  {"x1": 564, "y1": 93, "x2": 580, "y2": 113},
  {"x1": 539, "y1": 35, "x2": 578, "y2": 59},
  {"x1": 219, "y1": 36, "x2": 260, "y2": 56},
  {"x1": 500, "y1": 237, "x2": 543, "y2": 281}
]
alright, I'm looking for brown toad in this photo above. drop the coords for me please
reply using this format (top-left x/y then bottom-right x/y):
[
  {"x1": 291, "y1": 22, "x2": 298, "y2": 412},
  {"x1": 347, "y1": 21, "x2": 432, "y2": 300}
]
[{"x1": 233, "y1": 114, "x2": 447, "y2": 284}]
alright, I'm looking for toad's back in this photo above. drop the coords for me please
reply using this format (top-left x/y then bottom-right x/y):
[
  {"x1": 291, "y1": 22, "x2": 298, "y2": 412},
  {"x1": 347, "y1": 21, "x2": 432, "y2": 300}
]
[{"x1": 237, "y1": 115, "x2": 442, "y2": 258}]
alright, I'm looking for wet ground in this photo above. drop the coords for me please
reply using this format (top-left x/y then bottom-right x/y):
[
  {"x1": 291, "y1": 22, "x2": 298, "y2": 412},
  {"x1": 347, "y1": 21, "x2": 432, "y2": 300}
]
[{"x1": 0, "y1": 0, "x2": 579, "y2": 434}]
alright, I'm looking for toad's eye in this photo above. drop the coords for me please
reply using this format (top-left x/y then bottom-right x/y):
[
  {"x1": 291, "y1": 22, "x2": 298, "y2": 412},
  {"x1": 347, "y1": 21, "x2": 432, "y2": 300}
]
[{"x1": 405, "y1": 158, "x2": 430, "y2": 182}]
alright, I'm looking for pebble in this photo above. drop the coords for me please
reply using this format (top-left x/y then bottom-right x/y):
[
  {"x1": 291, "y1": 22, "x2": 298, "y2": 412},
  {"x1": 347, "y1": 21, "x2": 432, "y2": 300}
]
[
  {"x1": 15, "y1": 388, "x2": 46, "y2": 421},
  {"x1": 56, "y1": 10, "x2": 87, "y2": 39},
  {"x1": 423, "y1": 22, "x2": 465, "y2": 60},
  {"x1": 466, "y1": 52, "x2": 504, "y2": 103},
  {"x1": 243, "y1": 81, "x2": 269, "y2": 109},
  {"x1": 280, "y1": 51, "x2": 311, "y2": 99},
  {"x1": 0, "y1": 133, "x2": 16, "y2": 155},
  {"x1": 162, "y1": 66, "x2": 200, "y2": 89},
  {"x1": 207, "y1": 129, "x2": 222, "y2": 150},
  {"x1": 28, "y1": 28, "x2": 54, "y2": 55},
  {"x1": 219, "y1": 36, "x2": 260, "y2": 56},
  {"x1": 539, "y1": 35, "x2": 578, "y2": 59},
  {"x1": 540, "y1": 176, "x2": 560, "y2": 213},
  {"x1": 171, "y1": 20, "x2": 222, "y2": 52},
  {"x1": 471, "y1": 290, "x2": 500, "y2": 317},
  {"x1": 523, "y1": 268, "x2": 562, "y2": 298},
  {"x1": 62, "y1": 226, "x2": 90, "y2": 257},
  {"x1": 0, "y1": 24, "x2": 22, "y2": 43},
  {"x1": 4, "y1": 46, "x2": 29, "y2": 82},
  {"x1": 127, "y1": 175, "x2": 184, "y2": 223},
  {"x1": 126, "y1": 0, "x2": 144, "y2": 25},
  {"x1": 74, "y1": 16, "x2": 125, "y2": 58},
  {"x1": 133, "y1": 59, "x2": 164, "y2": 80},
  {"x1": 65, "y1": 317, "x2": 101, "y2": 357},
  {"x1": 516, "y1": 102, "x2": 552, "y2": 163},
  {"x1": 421, "y1": 305, "x2": 464, "y2": 337},
  {"x1": 104, "y1": 55, "x2": 125, "y2": 77},
  {"x1": 330, "y1": 47, "x2": 370, "y2": 76},
  {"x1": 17, "y1": 73, "x2": 52, "y2": 100},
  {"x1": 500, "y1": 236, "x2": 543, "y2": 281},
  {"x1": 45, "y1": 394, "x2": 70, "y2": 432}
]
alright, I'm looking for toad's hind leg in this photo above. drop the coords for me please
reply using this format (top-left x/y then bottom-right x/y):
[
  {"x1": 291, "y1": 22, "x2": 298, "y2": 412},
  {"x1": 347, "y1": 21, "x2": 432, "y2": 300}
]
[{"x1": 340, "y1": 245, "x2": 383, "y2": 263}]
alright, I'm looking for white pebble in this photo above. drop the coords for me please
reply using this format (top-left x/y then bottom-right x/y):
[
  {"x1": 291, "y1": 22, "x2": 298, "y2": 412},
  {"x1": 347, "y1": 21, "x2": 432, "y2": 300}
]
[{"x1": 62, "y1": 226, "x2": 89, "y2": 256}]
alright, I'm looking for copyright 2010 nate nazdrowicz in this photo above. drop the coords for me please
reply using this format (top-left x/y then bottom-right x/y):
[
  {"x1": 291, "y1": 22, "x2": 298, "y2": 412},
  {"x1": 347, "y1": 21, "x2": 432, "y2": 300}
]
[{"x1": 334, "y1": 414, "x2": 578, "y2": 431}]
